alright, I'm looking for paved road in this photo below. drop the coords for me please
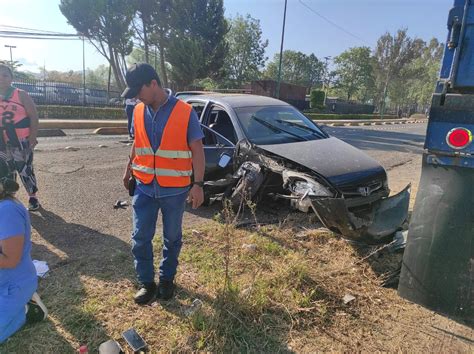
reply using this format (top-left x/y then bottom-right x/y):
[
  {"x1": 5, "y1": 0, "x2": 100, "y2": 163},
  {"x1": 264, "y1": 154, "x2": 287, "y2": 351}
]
[
  {"x1": 20, "y1": 122, "x2": 428, "y2": 251},
  {"x1": 323, "y1": 122, "x2": 426, "y2": 168},
  {"x1": 322, "y1": 122, "x2": 427, "y2": 201}
]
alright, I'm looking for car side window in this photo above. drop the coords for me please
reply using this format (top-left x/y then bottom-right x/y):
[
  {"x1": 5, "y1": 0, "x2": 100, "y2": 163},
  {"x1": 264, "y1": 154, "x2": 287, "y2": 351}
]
[
  {"x1": 189, "y1": 102, "x2": 206, "y2": 121},
  {"x1": 205, "y1": 106, "x2": 237, "y2": 145}
]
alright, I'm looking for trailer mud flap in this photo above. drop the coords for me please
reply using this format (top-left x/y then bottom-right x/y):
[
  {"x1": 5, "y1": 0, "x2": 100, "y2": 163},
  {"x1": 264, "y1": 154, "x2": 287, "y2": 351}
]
[
  {"x1": 398, "y1": 156, "x2": 473, "y2": 324},
  {"x1": 310, "y1": 184, "x2": 410, "y2": 244}
]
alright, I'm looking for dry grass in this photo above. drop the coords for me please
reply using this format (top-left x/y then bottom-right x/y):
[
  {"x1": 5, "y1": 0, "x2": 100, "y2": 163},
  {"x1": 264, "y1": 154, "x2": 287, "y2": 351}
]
[{"x1": 1, "y1": 209, "x2": 473, "y2": 353}]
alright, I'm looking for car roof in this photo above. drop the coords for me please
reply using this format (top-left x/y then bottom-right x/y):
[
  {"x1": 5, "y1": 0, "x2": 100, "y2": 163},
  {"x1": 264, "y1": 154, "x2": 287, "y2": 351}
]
[
  {"x1": 185, "y1": 93, "x2": 290, "y2": 108},
  {"x1": 176, "y1": 90, "x2": 212, "y2": 95}
]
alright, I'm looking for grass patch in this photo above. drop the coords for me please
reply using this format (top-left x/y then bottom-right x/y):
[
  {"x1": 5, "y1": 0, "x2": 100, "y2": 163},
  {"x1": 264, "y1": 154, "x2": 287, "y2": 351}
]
[{"x1": 2, "y1": 210, "x2": 470, "y2": 352}]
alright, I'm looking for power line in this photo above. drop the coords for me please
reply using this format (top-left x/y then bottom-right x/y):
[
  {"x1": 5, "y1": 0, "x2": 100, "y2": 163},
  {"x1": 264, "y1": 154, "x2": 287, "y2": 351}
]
[
  {"x1": 0, "y1": 30, "x2": 80, "y2": 41},
  {"x1": 298, "y1": 0, "x2": 370, "y2": 45},
  {"x1": 0, "y1": 31, "x2": 79, "y2": 38},
  {"x1": 0, "y1": 25, "x2": 69, "y2": 35},
  {"x1": 0, "y1": 35, "x2": 80, "y2": 41}
]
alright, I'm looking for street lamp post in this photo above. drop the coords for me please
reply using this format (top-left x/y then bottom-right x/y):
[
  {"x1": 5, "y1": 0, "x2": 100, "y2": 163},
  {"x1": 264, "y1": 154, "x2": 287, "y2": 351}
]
[
  {"x1": 4, "y1": 45, "x2": 16, "y2": 64},
  {"x1": 275, "y1": 0, "x2": 288, "y2": 99}
]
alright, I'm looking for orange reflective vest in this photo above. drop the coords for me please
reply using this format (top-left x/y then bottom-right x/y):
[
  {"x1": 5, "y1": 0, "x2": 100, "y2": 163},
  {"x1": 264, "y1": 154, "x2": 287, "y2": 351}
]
[
  {"x1": 0, "y1": 88, "x2": 30, "y2": 145},
  {"x1": 132, "y1": 100, "x2": 193, "y2": 187}
]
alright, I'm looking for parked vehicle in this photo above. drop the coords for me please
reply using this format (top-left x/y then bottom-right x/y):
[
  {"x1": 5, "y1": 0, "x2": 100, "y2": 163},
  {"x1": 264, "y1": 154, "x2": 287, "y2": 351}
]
[
  {"x1": 78, "y1": 88, "x2": 108, "y2": 105},
  {"x1": 43, "y1": 83, "x2": 81, "y2": 105},
  {"x1": 12, "y1": 82, "x2": 45, "y2": 104},
  {"x1": 185, "y1": 94, "x2": 410, "y2": 243},
  {"x1": 109, "y1": 97, "x2": 122, "y2": 106}
]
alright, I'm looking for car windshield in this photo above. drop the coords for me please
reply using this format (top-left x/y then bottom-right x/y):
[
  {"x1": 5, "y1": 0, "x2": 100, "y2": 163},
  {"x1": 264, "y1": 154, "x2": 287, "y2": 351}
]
[{"x1": 234, "y1": 105, "x2": 327, "y2": 145}]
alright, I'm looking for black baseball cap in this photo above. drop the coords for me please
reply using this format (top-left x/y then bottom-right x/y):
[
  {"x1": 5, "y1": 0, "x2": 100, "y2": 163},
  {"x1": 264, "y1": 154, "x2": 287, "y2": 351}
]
[{"x1": 121, "y1": 63, "x2": 161, "y2": 99}]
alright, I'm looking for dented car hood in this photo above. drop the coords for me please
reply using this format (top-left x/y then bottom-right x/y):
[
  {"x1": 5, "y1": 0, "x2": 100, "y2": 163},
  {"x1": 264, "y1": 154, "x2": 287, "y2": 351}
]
[
  {"x1": 256, "y1": 137, "x2": 386, "y2": 187},
  {"x1": 257, "y1": 138, "x2": 410, "y2": 243}
]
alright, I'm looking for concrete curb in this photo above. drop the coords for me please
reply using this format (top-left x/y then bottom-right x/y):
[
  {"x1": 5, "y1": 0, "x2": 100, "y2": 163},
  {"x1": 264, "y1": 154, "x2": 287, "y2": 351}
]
[
  {"x1": 93, "y1": 127, "x2": 129, "y2": 135},
  {"x1": 37, "y1": 129, "x2": 67, "y2": 137},
  {"x1": 39, "y1": 119, "x2": 127, "y2": 129}
]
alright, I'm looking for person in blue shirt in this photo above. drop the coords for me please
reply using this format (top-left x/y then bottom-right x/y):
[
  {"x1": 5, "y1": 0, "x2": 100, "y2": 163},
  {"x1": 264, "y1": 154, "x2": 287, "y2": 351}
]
[
  {"x1": 0, "y1": 158, "x2": 47, "y2": 344},
  {"x1": 121, "y1": 64, "x2": 205, "y2": 304},
  {"x1": 125, "y1": 98, "x2": 139, "y2": 139}
]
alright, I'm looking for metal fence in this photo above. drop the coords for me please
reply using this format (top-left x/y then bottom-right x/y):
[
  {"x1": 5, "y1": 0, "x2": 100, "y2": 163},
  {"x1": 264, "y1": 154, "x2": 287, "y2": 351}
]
[{"x1": 12, "y1": 79, "x2": 123, "y2": 107}]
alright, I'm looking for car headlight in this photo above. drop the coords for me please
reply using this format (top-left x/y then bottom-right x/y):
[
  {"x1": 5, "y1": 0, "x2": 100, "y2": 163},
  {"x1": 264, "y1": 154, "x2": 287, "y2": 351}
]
[{"x1": 292, "y1": 180, "x2": 333, "y2": 197}]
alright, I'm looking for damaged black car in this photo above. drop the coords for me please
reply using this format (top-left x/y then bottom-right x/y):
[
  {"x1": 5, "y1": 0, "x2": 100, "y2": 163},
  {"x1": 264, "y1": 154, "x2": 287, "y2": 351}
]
[{"x1": 186, "y1": 94, "x2": 410, "y2": 244}]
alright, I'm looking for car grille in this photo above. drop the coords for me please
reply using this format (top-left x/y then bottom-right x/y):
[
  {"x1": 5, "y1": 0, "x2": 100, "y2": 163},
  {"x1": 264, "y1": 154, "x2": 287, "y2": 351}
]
[{"x1": 340, "y1": 180, "x2": 384, "y2": 197}]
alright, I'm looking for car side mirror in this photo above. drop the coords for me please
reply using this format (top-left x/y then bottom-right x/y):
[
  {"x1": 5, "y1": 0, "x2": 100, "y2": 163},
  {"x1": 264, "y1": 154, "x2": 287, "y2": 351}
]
[{"x1": 218, "y1": 154, "x2": 231, "y2": 168}]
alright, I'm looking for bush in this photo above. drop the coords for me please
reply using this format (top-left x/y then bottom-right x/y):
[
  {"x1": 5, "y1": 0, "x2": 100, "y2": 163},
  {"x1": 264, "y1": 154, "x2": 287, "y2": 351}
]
[
  {"x1": 303, "y1": 107, "x2": 325, "y2": 114},
  {"x1": 37, "y1": 105, "x2": 126, "y2": 120},
  {"x1": 305, "y1": 113, "x2": 398, "y2": 120},
  {"x1": 310, "y1": 90, "x2": 325, "y2": 109}
]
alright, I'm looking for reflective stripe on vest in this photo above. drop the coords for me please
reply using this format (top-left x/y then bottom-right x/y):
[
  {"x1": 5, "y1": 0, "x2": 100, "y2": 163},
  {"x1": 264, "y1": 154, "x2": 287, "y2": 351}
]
[
  {"x1": 132, "y1": 100, "x2": 193, "y2": 187},
  {"x1": 132, "y1": 163, "x2": 193, "y2": 177},
  {"x1": 135, "y1": 147, "x2": 192, "y2": 159}
]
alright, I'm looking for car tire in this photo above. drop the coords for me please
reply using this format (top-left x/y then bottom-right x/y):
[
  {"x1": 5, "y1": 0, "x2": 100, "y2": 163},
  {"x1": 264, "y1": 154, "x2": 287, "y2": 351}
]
[
  {"x1": 202, "y1": 191, "x2": 211, "y2": 207},
  {"x1": 229, "y1": 171, "x2": 264, "y2": 209}
]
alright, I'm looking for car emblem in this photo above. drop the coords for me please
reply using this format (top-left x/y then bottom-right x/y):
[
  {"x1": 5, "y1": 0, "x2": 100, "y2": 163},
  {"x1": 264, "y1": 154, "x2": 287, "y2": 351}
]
[{"x1": 358, "y1": 186, "x2": 371, "y2": 196}]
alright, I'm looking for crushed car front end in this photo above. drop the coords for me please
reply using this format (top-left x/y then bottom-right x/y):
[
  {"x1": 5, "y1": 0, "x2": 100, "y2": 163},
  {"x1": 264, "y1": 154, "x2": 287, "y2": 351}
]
[{"x1": 232, "y1": 139, "x2": 410, "y2": 244}]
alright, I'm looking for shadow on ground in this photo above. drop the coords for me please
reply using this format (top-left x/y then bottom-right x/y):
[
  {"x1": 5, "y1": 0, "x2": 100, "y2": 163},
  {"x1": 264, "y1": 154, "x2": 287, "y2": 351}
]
[{"x1": 4, "y1": 207, "x2": 137, "y2": 351}]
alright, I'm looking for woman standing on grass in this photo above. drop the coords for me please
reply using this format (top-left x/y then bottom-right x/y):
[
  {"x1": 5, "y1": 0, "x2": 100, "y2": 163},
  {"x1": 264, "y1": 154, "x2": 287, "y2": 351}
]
[
  {"x1": 0, "y1": 63, "x2": 40, "y2": 211},
  {"x1": 0, "y1": 158, "x2": 47, "y2": 344}
]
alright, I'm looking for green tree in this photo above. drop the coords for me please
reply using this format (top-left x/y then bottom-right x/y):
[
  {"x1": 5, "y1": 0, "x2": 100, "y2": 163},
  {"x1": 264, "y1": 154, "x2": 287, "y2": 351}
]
[
  {"x1": 127, "y1": 47, "x2": 160, "y2": 71},
  {"x1": 45, "y1": 70, "x2": 82, "y2": 84},
  {"x1": 405, "y1": 38, "x2": 443, "y2": 108},
  {"x1": 310, "y1": 89, "x2": 325, "y2": 108},
  {"x1": 86, "y1": 64, "x2": 119, "y2": 90},
  {"x1": 333, "y1": 47, "x2": 375, "y2": 102},
  {"x1": 385, "y1": 38, "x2": 442, "y2": 114},
  {"x1": 373, "y1": 29, "x2": 423, "y2": 115},
  {"x1": 148, "y1": 0, "x2": 173, "y2": 87},
  {"x1": 223, "y1": 14, "x2": 268, "y2": 87},
  {"x1": 166, "y1": 0, "x2": 228, "y2": 89},
  {"x1": 59, "y1": 0, "x2": 135, "y2": 89},
  {"x1": 0, "y1": 60, "x2": 34, "y2": 80},
  {"x1": 132, "y1": 0, "x2": 172, "y2": 87},
  {"x1": 133, "y1": 0, "x2": 153, "y2": 64},
  {"x1": 265, "y1": 50, "x2": 324, "y2": 88}
]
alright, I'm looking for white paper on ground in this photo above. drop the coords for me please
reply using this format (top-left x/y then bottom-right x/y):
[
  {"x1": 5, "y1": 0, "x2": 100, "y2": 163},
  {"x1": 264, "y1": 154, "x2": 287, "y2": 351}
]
[{"x1": 33, "y1": 260, "x2": 49, "y2": 278}]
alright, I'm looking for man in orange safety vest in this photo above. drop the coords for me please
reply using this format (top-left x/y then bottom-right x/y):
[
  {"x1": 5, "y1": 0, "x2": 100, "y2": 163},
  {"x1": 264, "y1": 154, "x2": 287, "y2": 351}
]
[{"x1": 122, "y1": 63, "x2": 205, "y2": 304}]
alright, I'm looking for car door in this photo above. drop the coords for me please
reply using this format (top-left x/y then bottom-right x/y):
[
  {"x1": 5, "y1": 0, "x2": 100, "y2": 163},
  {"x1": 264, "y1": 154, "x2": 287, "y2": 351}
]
[{"x1": 189, "y1": 100, "x2": 236, "y2": 181}]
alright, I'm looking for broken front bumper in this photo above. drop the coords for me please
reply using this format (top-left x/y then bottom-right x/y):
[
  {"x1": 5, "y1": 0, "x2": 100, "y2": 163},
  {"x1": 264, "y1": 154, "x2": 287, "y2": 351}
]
[{"x1": 309, "y1": 185, "x2": 411, "y2": 243}]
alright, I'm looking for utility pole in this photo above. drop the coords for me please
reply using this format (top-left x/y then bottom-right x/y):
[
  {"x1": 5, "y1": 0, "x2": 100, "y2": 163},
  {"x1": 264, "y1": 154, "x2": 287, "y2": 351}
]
[
  {"x1": 323, "y1": 56, "x2": 331, "y2": 105},
  {"x1": 275, "y1": 0, "x2": 288, "y2": 99},
  {"x1": 82, "y1": 35, "x2": 86, "y2": 106},
  {"x1": 4, "y1": 45, "x2": 16, "y2": 64}
]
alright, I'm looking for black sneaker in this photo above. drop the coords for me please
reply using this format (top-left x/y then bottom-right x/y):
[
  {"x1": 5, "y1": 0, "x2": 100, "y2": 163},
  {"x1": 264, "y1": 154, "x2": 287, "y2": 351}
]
[
  {"x1": 134, "y1": 282, "x2": 157, "y2": 305},
  {"x1": 28, "y1": 197, "x2": 40, "y2": 211},
  {"x1": 26, "y1": 292, "x2": 48, "y2": 324},
  {"x1": 157, "y1": 279, "x2": 175, "y2": 301}
]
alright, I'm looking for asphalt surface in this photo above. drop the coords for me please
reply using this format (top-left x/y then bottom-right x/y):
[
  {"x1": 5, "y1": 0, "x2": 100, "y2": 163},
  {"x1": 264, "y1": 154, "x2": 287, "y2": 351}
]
[{"x1": 20, "y1": 122, "x2": 427, "y2": 250}]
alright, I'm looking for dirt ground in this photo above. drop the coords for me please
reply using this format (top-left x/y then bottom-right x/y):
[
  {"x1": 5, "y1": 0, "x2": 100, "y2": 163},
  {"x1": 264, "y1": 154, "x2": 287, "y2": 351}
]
[{"x1": 1, "y1": 138, "x2": 473, "y2": 352}]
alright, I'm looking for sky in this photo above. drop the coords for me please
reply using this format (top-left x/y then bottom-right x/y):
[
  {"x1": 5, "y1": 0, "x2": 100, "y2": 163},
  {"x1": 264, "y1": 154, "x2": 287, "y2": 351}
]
[{"x1": 0, "y1": 0, "x2": 453, "y2": 73}]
